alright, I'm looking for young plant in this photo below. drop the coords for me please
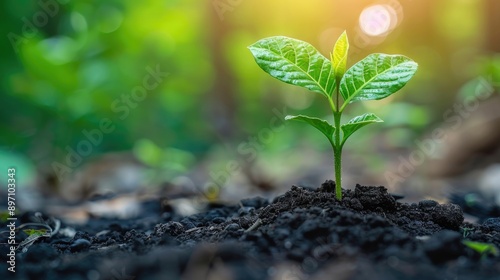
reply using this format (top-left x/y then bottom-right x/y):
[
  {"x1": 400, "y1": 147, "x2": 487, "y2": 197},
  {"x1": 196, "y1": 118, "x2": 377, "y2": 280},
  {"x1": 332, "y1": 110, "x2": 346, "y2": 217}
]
[
  {"x1": 248, "y1": 31, "x2": 417, "y2": 200},
  {"x1": 463, "y1": 240, "x2": 499, "y2": 258}
]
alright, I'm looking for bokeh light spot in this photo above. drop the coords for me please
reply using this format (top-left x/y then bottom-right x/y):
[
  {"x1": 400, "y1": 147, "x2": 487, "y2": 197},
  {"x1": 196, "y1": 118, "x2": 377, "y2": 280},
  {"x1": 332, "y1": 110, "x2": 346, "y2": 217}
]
[
  {"x1": 71, "y1": 12, "x2": 88, "y2": 33},
  {"x1": 359, "y1": 5, "x2": 397, "y2": 37},
  {"x1": 38, "y1": 36, "x2": 78, "y2": 65},
  {"x1": 97, "y1": 6, "x2": 123, "y2": 34}
]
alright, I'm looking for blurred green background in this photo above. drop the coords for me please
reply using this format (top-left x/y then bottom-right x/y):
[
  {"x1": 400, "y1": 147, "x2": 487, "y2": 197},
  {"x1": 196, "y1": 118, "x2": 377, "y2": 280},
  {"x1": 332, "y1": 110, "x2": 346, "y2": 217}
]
[{"x1": 1, "y1": 0, "x2": 500, "y2": 199}]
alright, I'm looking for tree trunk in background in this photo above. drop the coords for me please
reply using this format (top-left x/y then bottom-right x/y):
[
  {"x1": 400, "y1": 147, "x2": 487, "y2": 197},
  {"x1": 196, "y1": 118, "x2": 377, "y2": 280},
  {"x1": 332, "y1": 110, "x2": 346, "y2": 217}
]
[
  {"x1": 485, "y1": 0, "x2": 500, "y2": 52},
  {"x1": 207, "y1": 6, "x2": 237, "y2": 141}
]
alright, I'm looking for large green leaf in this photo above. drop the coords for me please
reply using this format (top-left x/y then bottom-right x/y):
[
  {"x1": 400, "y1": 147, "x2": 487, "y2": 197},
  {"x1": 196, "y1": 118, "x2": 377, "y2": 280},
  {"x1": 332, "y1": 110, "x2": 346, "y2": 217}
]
[
  {"x1": 285, "y1": 115, "x2": 335, "y2": 144},
  {"x1": 331, "y1": 31, "x2": 349, "y2": 82},
  {"x1": 341, "y1": 113, "x2": 383, "y2": 145},
  {"x1": 249, "y1": 37, "x2": 336, "y2": 98},
  {"x1": 339, "y1": 54, "x2": 417, "y2": 109}
]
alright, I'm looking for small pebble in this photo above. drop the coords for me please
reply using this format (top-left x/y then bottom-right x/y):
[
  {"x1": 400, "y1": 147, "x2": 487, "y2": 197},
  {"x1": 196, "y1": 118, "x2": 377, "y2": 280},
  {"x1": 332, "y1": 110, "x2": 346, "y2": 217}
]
[
  {"x1": 70, "y1": 239, "x2": 91, "y2": 252},
  {"x1": 180, "y1": 218, "x2": 196, "y2": 230},
  {"x1": 224, "y1": 223, "x2": 240, "y2": 231},
  {"x1": 238, "y1": 207, "x2": 255, "y2": 216},
  {"x1": 211, "y1": 217, "x2": 226, "y2": 224},
  {"x1": 483, "y1": 218, "x2": 500, "y2": 232}
]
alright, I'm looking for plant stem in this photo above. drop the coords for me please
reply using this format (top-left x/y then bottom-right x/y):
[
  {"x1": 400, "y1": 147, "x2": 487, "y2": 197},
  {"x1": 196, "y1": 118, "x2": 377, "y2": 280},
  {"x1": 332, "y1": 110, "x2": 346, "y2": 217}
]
[
  {"x1": 333, "y1": 111, "x2": 342, "y2": 200},
  {"x1": 329, "y1": 87, "x2": 343, "y2": 200}
]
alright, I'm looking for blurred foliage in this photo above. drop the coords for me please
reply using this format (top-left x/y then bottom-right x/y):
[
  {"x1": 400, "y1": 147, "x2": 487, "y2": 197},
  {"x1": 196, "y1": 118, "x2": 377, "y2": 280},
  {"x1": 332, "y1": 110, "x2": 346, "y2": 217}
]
[
  {"x1": 133, "y1": 138, "x2": 195, "y2": 185},
  {"x1": 463, "y1": 240, "x2": 499, "y2": 257},
  {"x1": 0, "y1": 0, "x2": 499, "y2": 188}
]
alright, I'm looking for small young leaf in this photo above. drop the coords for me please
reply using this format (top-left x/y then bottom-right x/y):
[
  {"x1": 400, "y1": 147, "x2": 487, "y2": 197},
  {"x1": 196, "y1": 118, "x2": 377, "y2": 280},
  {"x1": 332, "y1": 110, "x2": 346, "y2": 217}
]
[
  {"x1": 285, "y1": 115, "x2": 335, "y2": 144},
  {"x1": 463, "y1": 240, "x2": 499, "y2": 256},
  {"x1": 249, "y1": 37, "x2": 336, "y2": 98},
  {"x1": 331, "y1": 31, "x2": 349, "y2": 82},
  {"x1": 339, "y1": 54, "x2": 417, "y2": 109},
  {"x1": 341, "y1": 113, "x2": 383, "y2": 145},
  {"x1": 23, "y1": 229, "x2": 47, "y2": 236}
]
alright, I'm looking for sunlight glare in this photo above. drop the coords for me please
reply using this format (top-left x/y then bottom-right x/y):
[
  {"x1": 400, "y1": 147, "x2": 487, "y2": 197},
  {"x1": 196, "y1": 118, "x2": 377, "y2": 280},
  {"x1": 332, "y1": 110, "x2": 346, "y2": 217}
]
[{"x1": 359, "y1": 5, "x2": 397, "y2": 37}]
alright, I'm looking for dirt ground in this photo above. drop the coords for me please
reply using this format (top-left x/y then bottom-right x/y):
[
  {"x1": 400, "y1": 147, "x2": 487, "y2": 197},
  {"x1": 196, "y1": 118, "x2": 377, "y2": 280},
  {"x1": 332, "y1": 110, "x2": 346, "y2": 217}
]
[{"x1": 1, "y1": 181, "x2": 500, "y2": 280}]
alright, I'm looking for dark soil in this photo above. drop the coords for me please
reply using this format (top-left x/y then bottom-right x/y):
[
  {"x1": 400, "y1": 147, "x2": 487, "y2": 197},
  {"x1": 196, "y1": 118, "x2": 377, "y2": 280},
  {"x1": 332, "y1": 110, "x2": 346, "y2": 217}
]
[{"x1": 2, "y1": 181, "x2": 500, "y2": 280}]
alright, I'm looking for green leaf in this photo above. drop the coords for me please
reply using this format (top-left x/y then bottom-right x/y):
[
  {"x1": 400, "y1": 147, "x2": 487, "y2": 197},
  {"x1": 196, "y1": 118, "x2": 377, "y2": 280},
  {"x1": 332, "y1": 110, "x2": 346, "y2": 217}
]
[
  {"x1": 23, "y1": 229, "x2": 47, "y2": 236},
  {"x1": 463, "y1": 241, "x2": 499, "y2": 256},
  {"x1": 285, "y1": 115, "x2": 335, "y2": 145},
  {"x1": 331, "y1": 31, "x2": 349, "y2": 81},
  {"x1": 249, "y1": 36, "x2": 336, "y2": 98},
  {"x1": 339, "y1": 54, "x2": 418, "y2": 110},
  {"x1": 341, "y1": 113, "x2": 383, "y2": 144}
]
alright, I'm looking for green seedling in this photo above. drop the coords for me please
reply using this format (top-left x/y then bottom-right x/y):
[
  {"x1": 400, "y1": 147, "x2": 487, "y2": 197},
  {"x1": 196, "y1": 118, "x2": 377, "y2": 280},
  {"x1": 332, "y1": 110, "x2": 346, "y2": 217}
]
[
  {"x1": 463, "y1": 240, "x2": 499, "y2": 257},
  {"x1": 0, "y1": 211, "x2": 10, "y2": 222},
  {"x1": 249, "y1": 31, "x2": 417, "y2": 200},
  {"x1": 22, "y1": 228, "x2": 48, "y2": 236}
]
